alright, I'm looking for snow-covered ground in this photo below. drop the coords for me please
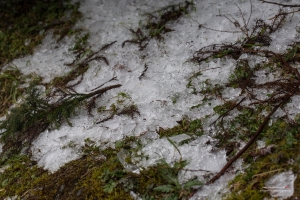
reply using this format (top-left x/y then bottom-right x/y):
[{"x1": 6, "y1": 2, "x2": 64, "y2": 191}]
[{"x1": 9, "y1": 0, "x2": 300, "y2": 198}]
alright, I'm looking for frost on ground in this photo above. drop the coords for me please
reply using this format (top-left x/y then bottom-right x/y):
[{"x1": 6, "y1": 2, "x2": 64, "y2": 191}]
[
  {"x1": 264, "y1": 171, "x2": 295, "y2": 198},
  {"x1": 6, "y1": 0, "x2": 300, "y2": 199}
]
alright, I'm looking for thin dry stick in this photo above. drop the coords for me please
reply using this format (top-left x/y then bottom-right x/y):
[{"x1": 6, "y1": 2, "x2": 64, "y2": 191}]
[
  {"x1": 91, "y1": 76, "x2": 117, "y2": 91},
  {"x1": 246, "y1": 0, "x2": 253, "y2": 27},
  {"x1": 270, "y1": 9, "x2": 300, "y2": 20},
  {"x1": 199, "y1": 24, "x2": 241, "y2": 33},
  {"x1": 235, "y1": 2, "x2": 248, "y2": 31},
  {"x1": 259, "y1": 0, "x2": 300, "y2": 8},
  {"x1": 187, "y1": 14, "x2": 240, "y2": 33}
]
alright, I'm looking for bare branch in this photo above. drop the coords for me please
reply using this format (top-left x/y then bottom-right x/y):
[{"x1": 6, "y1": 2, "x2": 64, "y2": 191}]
[
  {"x1": 247, "y1": 0, "x2": 253, "y2": 26},
  {"x1": 259, "y1": 0, "x2": 300, "y2": 7}
]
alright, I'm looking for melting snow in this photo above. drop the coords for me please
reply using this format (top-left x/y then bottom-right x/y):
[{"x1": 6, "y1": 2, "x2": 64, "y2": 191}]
[
  {"x1": 264, "y1": 171, "x2": 295, "y2": 198},
  {"x1": 6, "y1": 0, "x2": 300, "y2": 199}
]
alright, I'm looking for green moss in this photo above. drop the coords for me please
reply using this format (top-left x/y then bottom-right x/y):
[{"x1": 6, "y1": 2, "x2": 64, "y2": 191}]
[
  {"x1": 0, "y1": 150, "x2": 132, "y2": 199},
  {"x1": 226, "y1": 117, "x2": 300, "y2": 199},
  {"x1": 0, "y1": 155, "x2": 47, "y2": 198},
  {"x1": 0, "y1": 66, "x2": 23, "y2": 116},
  {"x1": 228, "y1": 60, "x2": 253, "y2": 88},
  {"x1": 0, "y1": 133, "x2": 204, "y2": 200},
  {"x1": 158, "y1": 118, "x2": 203, "y2": 138}
]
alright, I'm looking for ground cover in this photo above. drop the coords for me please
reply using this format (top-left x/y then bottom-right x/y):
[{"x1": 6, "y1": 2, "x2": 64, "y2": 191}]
[{"x1": 1, "y1": 0, "x2": 300, "y2": 199}]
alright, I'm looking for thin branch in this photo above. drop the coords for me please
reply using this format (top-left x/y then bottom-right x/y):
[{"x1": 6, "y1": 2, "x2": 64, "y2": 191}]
[
  {"x1": 139, "y1": 64, "x2": 149, "y2": 80},
  {"x1": 247, "y1": 0, "x2": 253, "y2": 27},
  {"x1": 186, "y1": 13, "x2": 240, "y2": 34},
  {"x1": 259, "y1": 0, "x2": 300, "y2": 8},
  {"x1": 91, "y1": 76, "x2": 118, "y2": 91},
  {"x1": 235, "y1": 3, "x2": 247, "y2": 30},
  {"x1": 199, "y1": 24, "x2": 241, "y2": 34},
  {"x1": 181, "y1": 168, "x2": 211, "y2": 173},
  {"x1": 269, "y1": 9, "x2": 300, "y2": 20}
]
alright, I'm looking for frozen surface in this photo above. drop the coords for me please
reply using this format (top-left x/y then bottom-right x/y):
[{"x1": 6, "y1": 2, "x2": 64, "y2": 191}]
[
  {"x1": 5, "y1": 0, "x2": 300, "y2": 199},
  {"x1": 264, "y1": 171, "x2": 295, "y2": 199},
  {"x1": 11, "y1": 32, "x2": 74, "y2": 83}
]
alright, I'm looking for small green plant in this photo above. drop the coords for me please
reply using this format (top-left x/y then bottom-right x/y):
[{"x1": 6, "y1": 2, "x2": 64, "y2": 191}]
[
  {"x1": 96, "y1": 91, "x2": 139, "y2": 123},
  {"x1": 0, "y1": 83, "x2": 121, "y2": 160},
  {"x1": 213, "y1": 101, "x2": 235, "y2": 116},
  {"x1": 228, "y1": 60, "x2": 253, "y2": 88},
  {"x1": 151, "y1": 160, "x2": 203, "y2": 200},
  {"x1": 117, "y1": 92, "x2": 131, "y2": 104},
  {"x1": 100, "y1": 169, "x2": 126, "y2": 193},
  {"x1": 171, "y1": 93, "x2": 180, "y2": 104},
  {"x1": 214, "y1": 49, "x2": 234, "y2": 58},
  {"x1": 69, "y1": 32, "x2": 90, "y2": 52}
]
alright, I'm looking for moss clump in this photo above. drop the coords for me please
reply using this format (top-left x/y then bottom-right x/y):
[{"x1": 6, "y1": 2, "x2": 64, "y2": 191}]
[
  {"x1": 0, "y1": 150, "x2": 132, "y2": 199},
  {"x1": 158, "y1": 118, "x2": 203, "y2": 138},
  {"x1": 0, "y1": 155, "x2": 47, "y2": 198}
]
